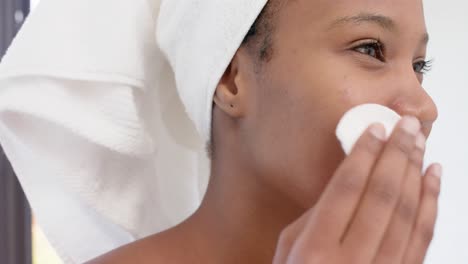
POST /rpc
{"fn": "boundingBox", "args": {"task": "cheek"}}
[244,54,389,207]
[244,67,352,208]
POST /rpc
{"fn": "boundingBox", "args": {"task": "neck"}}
[179,148,306,264]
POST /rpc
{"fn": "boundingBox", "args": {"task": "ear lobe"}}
[213,53,245,118]
[213,83,243,118]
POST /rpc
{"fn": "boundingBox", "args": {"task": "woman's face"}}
[240,0,438,209]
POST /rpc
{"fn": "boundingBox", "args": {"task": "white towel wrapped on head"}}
[0,0,268,262]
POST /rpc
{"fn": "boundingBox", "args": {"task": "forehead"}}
[279,0,426,32]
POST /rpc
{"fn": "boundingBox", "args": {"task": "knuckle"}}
[355,133,384,154]
[305,249,327,263]
[419,224,435,245]
[378,247,400,261]
[409,149,424,167]
[290,244,328,264]
[392,130,416,155]
[334,167,363,196]
[277,229,295,248]
[374,253,398,264]
[369,178,399,206]
[343,249,367,264]
[426,177,441,197]
[397,198,418,223]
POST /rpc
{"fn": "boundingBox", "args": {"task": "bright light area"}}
[32,219,62,264]
[30,0,40,11]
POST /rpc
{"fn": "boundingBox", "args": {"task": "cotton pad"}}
[336,104,401,155]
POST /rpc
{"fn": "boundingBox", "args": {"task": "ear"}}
[213,51,248,118]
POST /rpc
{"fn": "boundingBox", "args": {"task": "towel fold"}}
[0,0,267,262]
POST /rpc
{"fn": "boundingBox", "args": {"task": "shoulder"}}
[85,225,202,264]
[85,236,166,264]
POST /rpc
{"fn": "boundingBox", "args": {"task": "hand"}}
[273,116,442,264]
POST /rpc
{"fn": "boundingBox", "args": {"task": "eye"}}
[353,40,386,62]
[413,59,433,74]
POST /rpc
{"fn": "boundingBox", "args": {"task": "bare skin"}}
[88,0,441,263]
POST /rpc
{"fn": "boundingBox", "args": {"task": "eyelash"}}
[413,59,433,74]
[353,39,386,62]
[352,40,433,74]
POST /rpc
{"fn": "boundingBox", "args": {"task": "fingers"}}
[343,116,421,261]
[273,210,314,264]
[373,132,426,264]
[403,164,442,264]
[301,123,386,246]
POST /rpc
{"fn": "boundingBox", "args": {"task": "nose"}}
[389,71,439,139]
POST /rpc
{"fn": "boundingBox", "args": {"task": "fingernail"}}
[369,123,386,141]
[415,133,426,150]
[430,163,443,179]
[400,116,421,136]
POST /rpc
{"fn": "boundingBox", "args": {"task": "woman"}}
[89,0,441,263]
[0,0,441,263]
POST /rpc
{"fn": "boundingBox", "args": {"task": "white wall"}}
[424,0,468,263]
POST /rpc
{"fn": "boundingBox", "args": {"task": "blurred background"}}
[0,0,467,263]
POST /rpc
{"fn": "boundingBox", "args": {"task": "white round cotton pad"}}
[336,104,401,155]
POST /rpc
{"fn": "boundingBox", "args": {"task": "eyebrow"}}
[329,13,396,31]
[329,12,430,45]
